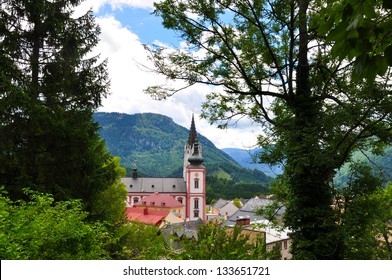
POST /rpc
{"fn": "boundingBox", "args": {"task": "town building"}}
[223,197,291,259]
[125,207,183,228]
[121,115,206,221]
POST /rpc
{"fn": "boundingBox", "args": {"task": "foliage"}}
[145,0,392,259]
[232,198,242,208]
[102,221,169,260]
[0,188,106,260]
[335,146,392,185]
[206,175,270,203]
[173,221,274,260]
[318,0,392,80]
[336,164,392,259]
[0,188,170,260]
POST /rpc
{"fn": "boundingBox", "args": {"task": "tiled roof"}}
[125,207,170,225]
[122,177,187,193]
[134,193,183,208]
[222,198,285,227]
[212,198,229,210]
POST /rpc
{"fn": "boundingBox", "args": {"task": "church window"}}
[194,210,199,218]
[194,199,199,209]
[194,178,199,189]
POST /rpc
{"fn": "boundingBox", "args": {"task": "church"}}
[121,115,206,221]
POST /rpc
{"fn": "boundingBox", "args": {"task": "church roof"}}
[188,113,198,146]
[134,193,183,208]
[122,177,187,193]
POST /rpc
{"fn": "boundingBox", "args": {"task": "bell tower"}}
[184,116,206,221]
[183,113,202,181]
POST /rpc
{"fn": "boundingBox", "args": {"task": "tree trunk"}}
[284,0,342,259]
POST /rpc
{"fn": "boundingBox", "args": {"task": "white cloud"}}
[76,0,156,14]
[89,7,260,149]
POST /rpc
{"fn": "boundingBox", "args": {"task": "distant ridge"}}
[222,148,283,178]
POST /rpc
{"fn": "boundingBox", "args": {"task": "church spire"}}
[188,113,197,146]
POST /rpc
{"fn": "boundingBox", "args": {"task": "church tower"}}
[184,115,206,221]
[183,113,202,181]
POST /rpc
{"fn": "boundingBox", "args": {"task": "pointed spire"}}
[188,113,197,146]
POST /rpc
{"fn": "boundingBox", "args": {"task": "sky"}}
[76,0,261,149]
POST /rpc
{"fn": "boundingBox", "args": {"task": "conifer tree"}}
[0,0,125,219]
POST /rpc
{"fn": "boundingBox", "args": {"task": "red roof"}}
[125,207,170,226]
[134,193,183,208]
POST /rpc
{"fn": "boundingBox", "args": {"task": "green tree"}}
[0,188,106,259]
[174,221,271,260]
[318,0,392,80]
[0,0,125,218]
[145,0,392,259]
[337,164,392,259]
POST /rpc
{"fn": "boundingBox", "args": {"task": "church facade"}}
[121,115,206,221]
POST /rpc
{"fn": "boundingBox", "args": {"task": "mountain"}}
[222,148,283,178]
[334,146,392,186]
[94,112,271,185]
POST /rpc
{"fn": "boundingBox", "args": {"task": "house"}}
[223,197,285,226]
[134,193,185,219]
[122,115,206,221]
[210,198,240,218]
[223,197,291,259]
[125,207,183,228]
[227,217,292,260]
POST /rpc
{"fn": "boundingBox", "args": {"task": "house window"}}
[133,197,139,204]
[194,178,199,189]
[177,197,183,204]
[194,198,199,209]
[283,240,288,250]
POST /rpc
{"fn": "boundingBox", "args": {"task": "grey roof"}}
[122,177,187,193]
[241,198,272,212]
[160,219,204,241]
[222,198,285,227]
[212,198,229,210]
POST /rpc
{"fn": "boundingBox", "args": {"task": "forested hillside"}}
[94,112,271,184]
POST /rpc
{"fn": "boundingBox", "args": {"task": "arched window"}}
[194,198,199,209]
[177,197,183,204]
[194,178,199,189]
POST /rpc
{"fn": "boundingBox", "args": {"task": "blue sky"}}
[75,0,260,149]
